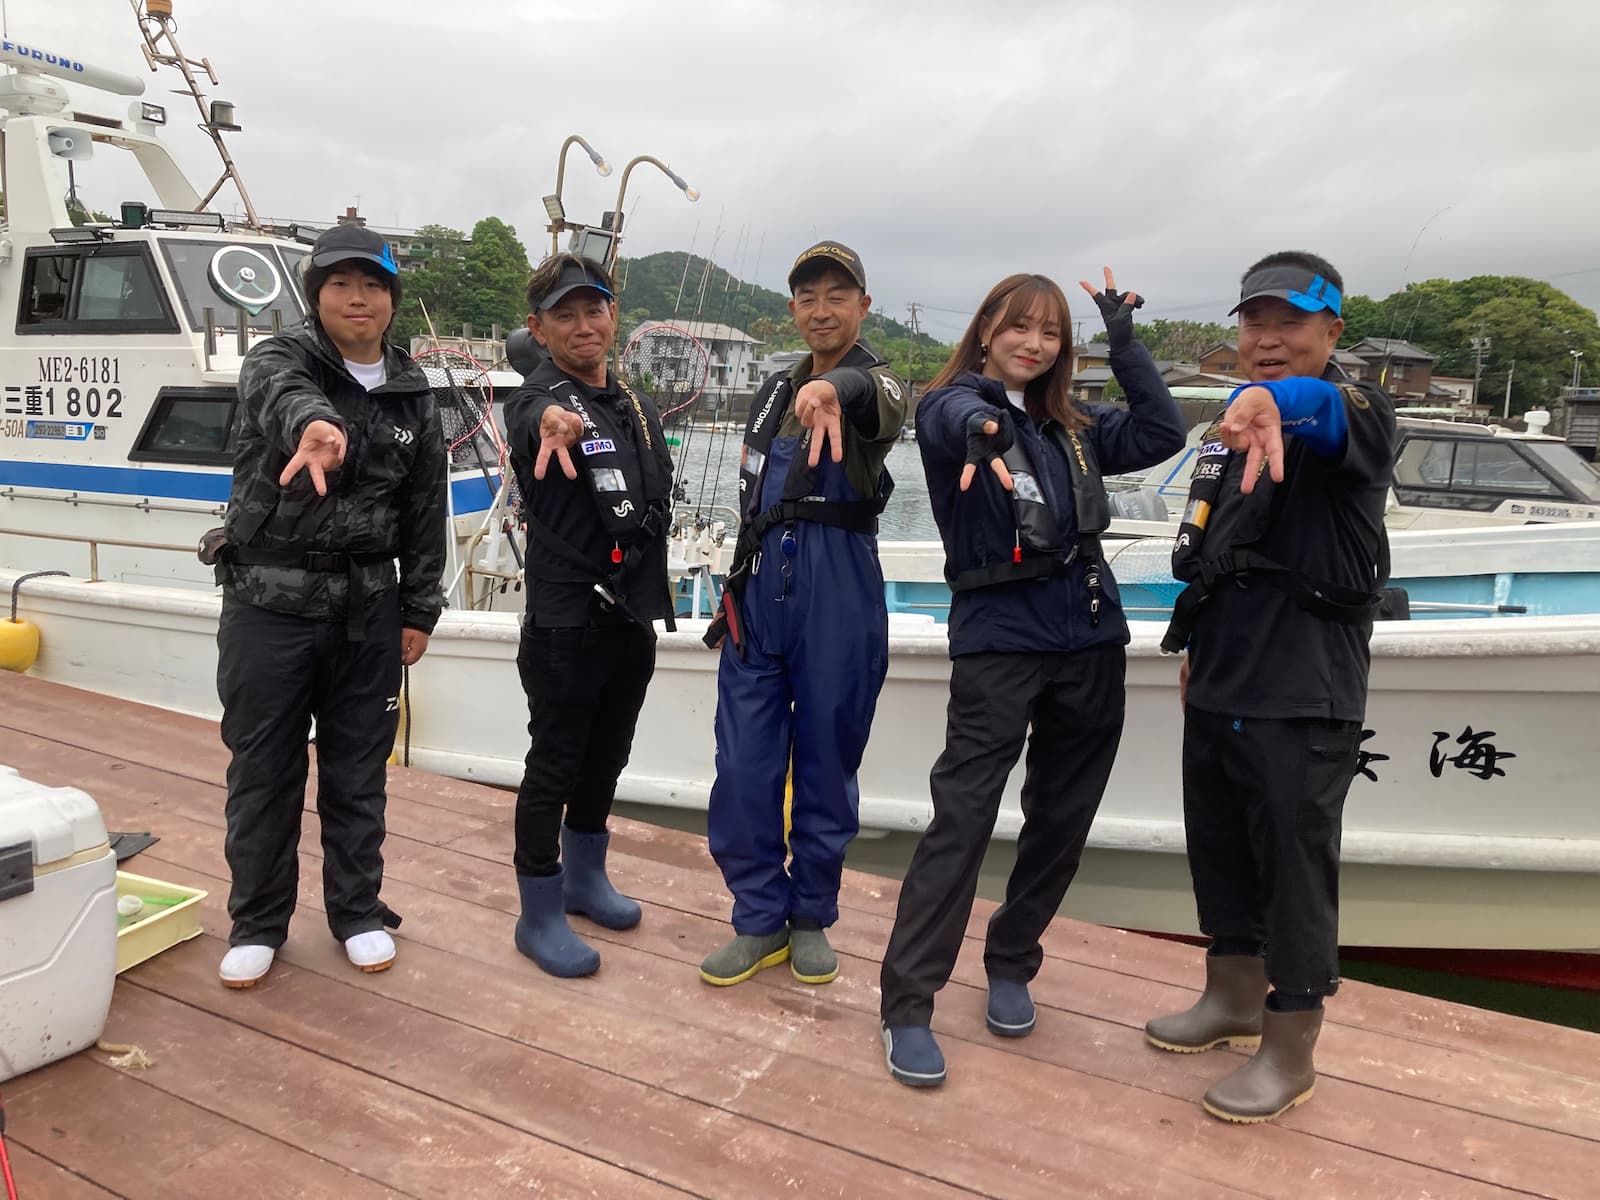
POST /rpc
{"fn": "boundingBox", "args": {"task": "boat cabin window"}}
[1448,441,1560,497]
[1524,442,1600,502]
[1394,436,1456,488]
[16,246,179,333]
[128,387,240,467]
[159,239,307,334]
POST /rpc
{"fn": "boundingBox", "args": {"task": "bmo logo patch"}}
[580,438,616,455]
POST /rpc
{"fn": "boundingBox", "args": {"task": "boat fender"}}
[2,570,70,673]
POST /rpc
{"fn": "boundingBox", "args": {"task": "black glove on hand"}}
[964,407,1013,469]
[1090,286,1145,352]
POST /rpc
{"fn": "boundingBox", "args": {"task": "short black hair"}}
[304,256,403,326]
[1241,250,1343,296]
[526,253,615,314]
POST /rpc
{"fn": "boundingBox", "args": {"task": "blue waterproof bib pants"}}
[707,436,890,933]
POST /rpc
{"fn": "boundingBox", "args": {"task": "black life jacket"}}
[525,373,677,629]
[735,347,894,539]
[948,412,1113,624]
[1161,397,1386,654]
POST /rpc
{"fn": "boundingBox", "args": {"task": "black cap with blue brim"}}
[309,223,399,275]
[535,259,615,311]
[1229,265,1342,316]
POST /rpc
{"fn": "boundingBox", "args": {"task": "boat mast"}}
[127,0,261,230]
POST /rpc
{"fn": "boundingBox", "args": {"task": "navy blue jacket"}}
[917,341,1185,657]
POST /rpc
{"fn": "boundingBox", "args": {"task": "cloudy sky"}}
[39,0,1600,340]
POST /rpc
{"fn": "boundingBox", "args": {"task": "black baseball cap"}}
[1229,264,1342,317]
[787,241,866,292]
[309,223,398,275]
[534,257,615,311]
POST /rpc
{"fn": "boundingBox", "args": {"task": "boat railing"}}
[0,525,200,583]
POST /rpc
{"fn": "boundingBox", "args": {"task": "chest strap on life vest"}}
[524,517,676,632]
[1160,547,1381,654]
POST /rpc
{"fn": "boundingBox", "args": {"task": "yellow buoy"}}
[5,570,71,673]
[0,617,41,673]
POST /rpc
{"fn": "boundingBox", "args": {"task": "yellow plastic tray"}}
[115,870,207,974]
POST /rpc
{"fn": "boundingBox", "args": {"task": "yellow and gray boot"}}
[1202,1006,1323,1123]
[1145,954,1268,1052]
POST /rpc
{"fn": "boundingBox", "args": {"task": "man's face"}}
[1237,297,1344,382]
[788,268,870,359]
[316,266,393,359]
[529,289,616,378]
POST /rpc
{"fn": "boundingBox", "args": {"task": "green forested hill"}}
[615,251,950,384]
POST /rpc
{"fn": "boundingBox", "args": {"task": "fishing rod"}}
[417,299,524,574]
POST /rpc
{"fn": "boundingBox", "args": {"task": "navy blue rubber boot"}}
[986,977,1037,1038]
[561,827,642,931]
[882,1024,947,1088]
[515,870,600,978]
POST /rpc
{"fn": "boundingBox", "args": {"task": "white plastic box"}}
[0,764,118,1082]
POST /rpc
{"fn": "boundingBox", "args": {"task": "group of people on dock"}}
[207,223,1394,1126]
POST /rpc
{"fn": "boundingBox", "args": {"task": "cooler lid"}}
[0,764,110,870]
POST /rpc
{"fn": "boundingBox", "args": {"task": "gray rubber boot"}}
[699,929,790,986]
[788,924,838,984]
[1145,954,1267,1052]
[1202,1007,1323,1123]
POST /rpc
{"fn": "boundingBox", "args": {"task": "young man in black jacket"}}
[217,223,447,988]
[1148,250,1395,1123]
[502,254,674,978]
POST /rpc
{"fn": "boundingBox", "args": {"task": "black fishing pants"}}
[880,644,1125,1027]
[1182,708,1362,997]
[217,590,402,947]
[514,621,657,876]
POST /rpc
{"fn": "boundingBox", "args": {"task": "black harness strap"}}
[1160,547,1382,654]
[225,545,394,640]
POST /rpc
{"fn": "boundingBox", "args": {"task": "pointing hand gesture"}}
[796,379,844,467]
[1221,385,1285,494]
[960,408,1014,493]
[279,419,347,496]
[534,405,585,481]
[1078,266,1144,352]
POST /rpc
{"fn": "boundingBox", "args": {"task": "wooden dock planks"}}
[2,671,1598,1199]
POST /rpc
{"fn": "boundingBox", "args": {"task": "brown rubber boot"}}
[1145,954,1267,1052]
[1202,1007,1323,1123]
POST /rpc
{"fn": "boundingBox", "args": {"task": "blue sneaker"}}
[986,977,1036,1038]
[881,1024,947,1088]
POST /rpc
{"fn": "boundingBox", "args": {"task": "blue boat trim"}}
[0,459,499,514]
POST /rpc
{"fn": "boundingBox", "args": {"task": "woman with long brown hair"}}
[879,269,1184,1087]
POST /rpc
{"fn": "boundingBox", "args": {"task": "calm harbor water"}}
[665,422,937,539]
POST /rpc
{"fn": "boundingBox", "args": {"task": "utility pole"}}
[905,302,923,395]
[1470,330,1491,410]
[1502,359,1516,421]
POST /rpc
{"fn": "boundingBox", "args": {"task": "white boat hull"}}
[6,566,1597,953]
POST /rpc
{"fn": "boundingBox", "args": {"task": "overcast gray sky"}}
[42,0,1600,340]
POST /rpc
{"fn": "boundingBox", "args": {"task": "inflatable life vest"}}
[948,412,1112,625]
[525,373,676,629]
[1161,407,1384,654]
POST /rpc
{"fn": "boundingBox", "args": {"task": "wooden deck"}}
[2,672,1598,1199]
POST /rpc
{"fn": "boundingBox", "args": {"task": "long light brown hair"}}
[927,273,1086,430]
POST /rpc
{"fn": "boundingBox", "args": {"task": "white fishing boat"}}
[4,17,1599,968]
[1114,394,1600,531]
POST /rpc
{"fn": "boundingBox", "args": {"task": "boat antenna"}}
[127,0,262,230]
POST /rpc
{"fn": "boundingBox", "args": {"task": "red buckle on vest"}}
[611,545,623,565]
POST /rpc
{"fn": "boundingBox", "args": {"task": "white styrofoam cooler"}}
[0,764,118,1082]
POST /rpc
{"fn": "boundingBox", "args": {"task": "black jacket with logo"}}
[504,359,673,627]
[224,321,448,634]
[1186,365,1395,722]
